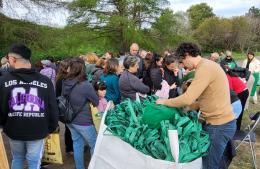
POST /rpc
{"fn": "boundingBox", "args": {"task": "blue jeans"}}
[202,120,236,169]
[67,124,97,169]
[9,138,45,169]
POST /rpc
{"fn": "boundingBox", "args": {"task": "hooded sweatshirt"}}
[0,68,58,141]
[40,66,56,87]
[62,79,99,126]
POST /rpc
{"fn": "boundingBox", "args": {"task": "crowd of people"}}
[0,42,259,169]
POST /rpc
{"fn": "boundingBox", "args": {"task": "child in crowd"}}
[94,81,108,113]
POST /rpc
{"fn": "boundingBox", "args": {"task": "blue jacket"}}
[100,73,120,104]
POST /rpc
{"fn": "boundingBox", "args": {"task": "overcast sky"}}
[1,0,259,27]
[169,0,259,17]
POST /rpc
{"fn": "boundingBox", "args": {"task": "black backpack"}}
[57,83,87,123]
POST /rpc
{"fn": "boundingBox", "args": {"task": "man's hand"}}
[156,99,166,105]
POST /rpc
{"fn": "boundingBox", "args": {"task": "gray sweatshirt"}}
[62,79,99,126]
[119,71,150,100]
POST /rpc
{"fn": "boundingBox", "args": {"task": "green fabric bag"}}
[105,97,210,163]
[142,103,181,128]
[181,71,195,83]
[250,72,259,96]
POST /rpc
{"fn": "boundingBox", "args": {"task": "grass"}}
[202,52,260,61]
[232,52,260,61]
[229,95,260,169]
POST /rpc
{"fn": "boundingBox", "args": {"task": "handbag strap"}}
[66,82,89,121]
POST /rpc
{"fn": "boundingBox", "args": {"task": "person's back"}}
[100,58,120,104]
[226,74,247,95]
[100,73,120,104]
[194,59,234,124]
[61,58,98,169]
[62,79,99,125]
[91,67,104,85]
[40,64,56,87]
[0,44,58,169]
[0,69,58,139]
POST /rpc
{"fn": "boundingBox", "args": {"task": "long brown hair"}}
[65,58,86,82]
[104,58,119,75]
[56,59,70,83]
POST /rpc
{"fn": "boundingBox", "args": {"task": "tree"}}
[194,17,235,51]
[194,16,254,52]
[230,17,251,52]
[246,6,260,50]
[68,0,169,52]
[247,6,260,17]
[187,3,215,30]
[151,9,192,51]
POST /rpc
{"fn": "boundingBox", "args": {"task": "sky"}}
[1,0,260,27]
[169,0,260,17]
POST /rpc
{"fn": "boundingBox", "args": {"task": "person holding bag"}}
[62,58,99,169]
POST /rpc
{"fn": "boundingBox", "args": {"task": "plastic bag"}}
[0,131,10,169]
[42,133,63,164]
[91,104,101,132]
[155,80,170,99]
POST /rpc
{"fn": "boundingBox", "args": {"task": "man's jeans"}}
[67,124,97,169]
[203,120,236,169]
[9,138,45,169]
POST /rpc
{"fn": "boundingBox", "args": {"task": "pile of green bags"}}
[105,96,210,163]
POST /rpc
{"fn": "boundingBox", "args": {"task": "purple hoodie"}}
[40,67,56,87]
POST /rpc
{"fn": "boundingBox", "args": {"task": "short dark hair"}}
[175,42,201,59]
[9,43,31,60]
[104,58,119,74]
[123,56,138,69]
[150,53,162,69]
[94,81,106,91]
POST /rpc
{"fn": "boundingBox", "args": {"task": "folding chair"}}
[234,112,260,169]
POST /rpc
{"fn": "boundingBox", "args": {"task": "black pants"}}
[65,125,73,152]
[237,89,249,130]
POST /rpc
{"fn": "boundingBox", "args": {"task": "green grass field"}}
[230,95,260,169]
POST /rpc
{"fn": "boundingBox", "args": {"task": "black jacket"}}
[0,68,58,141]
[91,66,104,85]
[56,76,63,97]
[143,67,162,93]
[163,67,180,98]
[0,67,10,76]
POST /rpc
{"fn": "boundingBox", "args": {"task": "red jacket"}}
[227,74,247,94]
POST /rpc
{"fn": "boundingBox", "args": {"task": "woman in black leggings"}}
[224,67,249,130]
